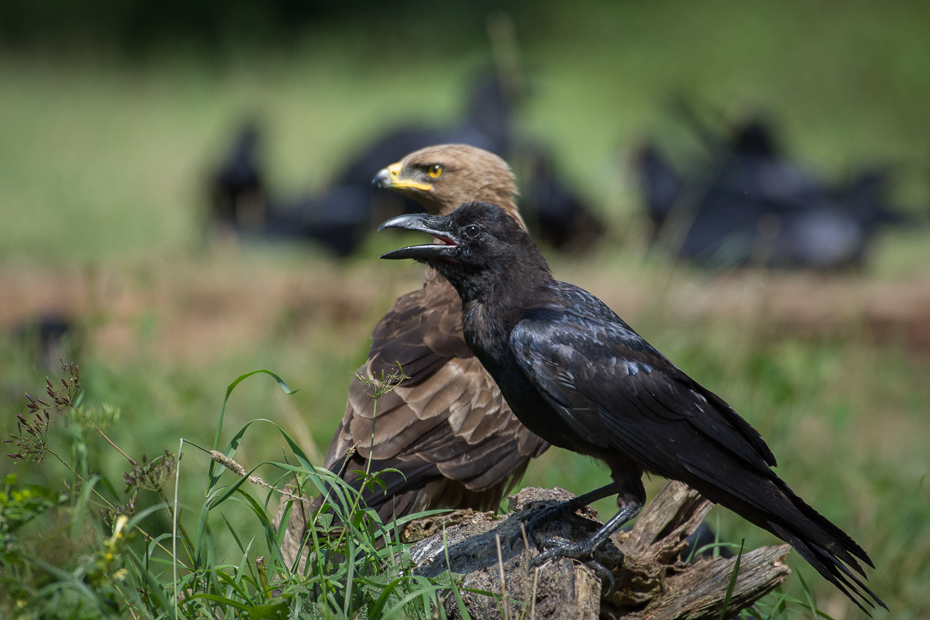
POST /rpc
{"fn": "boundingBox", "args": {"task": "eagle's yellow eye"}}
[428,164,444,178]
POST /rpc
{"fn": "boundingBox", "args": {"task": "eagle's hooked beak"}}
[372,162,433,193]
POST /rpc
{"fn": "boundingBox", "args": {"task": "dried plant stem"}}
[95,427,137,465]
[210,451,313,506]
[496,533,510,620]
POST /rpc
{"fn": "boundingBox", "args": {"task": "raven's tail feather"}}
[769,522,885,615]
[759,476,887,614]
[693,469,886,614]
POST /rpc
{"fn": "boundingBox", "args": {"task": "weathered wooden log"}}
[406,482,791,620]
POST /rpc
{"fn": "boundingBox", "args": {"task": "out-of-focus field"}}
[2,2,930,617]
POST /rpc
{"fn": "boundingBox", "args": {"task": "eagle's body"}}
[275,145,547,568]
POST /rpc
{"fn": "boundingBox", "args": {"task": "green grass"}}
[2,2,930,617]
[0,365,471,618]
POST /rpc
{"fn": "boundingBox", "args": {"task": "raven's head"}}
[371,144,526,229]
[379,201,549,302]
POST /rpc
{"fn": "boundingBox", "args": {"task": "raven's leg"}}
[511,482,618,547]
[530,475,646,595]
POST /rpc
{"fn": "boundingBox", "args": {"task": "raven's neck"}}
[448,252,550,308]
[454,255,551,368]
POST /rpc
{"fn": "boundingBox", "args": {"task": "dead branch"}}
[407,481,790,620]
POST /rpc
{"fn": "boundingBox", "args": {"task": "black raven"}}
[378,201,885,612]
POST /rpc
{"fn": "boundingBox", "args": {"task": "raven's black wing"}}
[510,282,776,479]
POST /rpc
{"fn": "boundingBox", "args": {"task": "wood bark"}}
[406,482,791,619]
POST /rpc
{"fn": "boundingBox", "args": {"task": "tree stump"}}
[406,481,791,620]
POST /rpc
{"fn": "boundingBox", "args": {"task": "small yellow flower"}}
[107,515,129,549]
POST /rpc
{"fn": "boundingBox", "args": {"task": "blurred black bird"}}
[208,122,371,256]
[210,121,266,230]
[14,314,76,370]
[635,118,905,269]
[379,201,885,612]
[521,145,605,250]
[208,75,603,254]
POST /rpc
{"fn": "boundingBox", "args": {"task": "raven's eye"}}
[428,164,443,178]
[462,224,481,239]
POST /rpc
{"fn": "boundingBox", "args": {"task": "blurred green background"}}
[2,1,929,618]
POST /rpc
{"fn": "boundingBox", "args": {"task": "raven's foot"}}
[512,485,639,596]
[530,538,622,596]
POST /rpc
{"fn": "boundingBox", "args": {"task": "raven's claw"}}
[530,536,622,596]
[513,501,624,596]
[590,559,617,596]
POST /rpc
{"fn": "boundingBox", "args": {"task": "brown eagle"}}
[275,145,549,567]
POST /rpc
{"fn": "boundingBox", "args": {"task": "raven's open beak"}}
[378,213,459,261]
[372,162,433,192]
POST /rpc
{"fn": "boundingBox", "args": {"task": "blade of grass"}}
[209,370,297,487]
[174,437,184,620]
[718,538,744,620]
[381,579,447,620]
[69,474,102,540]
[187,593,253,611]
[26,557,111,612]
[126,546,173,613]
